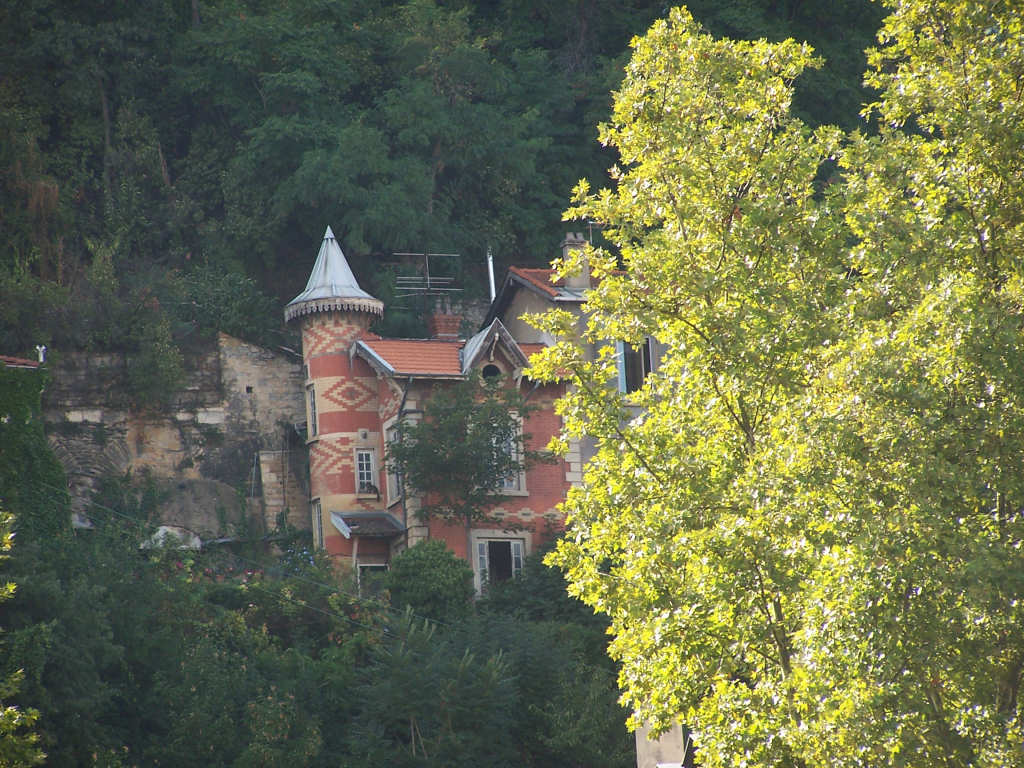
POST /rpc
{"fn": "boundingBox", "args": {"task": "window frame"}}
[384,418,402,506]
[357,562,388,597]
[616,337,654,394]
[494,413,527,495]
[355,448,377,496]
[470,529,530,593]
[311,499,323,549]
[307,384,318,438]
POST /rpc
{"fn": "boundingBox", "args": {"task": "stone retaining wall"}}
[43,334,307,537]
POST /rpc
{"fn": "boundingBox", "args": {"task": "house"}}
[487,231,664,396]
[485,232,665,469]
[286,227,573,591]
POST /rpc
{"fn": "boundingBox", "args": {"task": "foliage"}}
[0,366,68,543]
[387,376,535,548]
[4,460,630,767]
[347,612,519,767]
[168,262,286,348]
[123,313,185,409]
[0,509,44,767]
[385,539,474,622]
[531,1,1024,765]
[475,547,633,768]
[0,0,882,359]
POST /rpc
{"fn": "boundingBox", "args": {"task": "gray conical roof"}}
[285,226,383,322]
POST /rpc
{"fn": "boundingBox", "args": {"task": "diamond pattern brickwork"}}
[309,438,354,477]
[320,376,377,412]
[302,315,365,357]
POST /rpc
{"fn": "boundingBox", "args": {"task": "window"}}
[476,538,524,587]
[385,423,401,504]
[307,385,318,437]
[311,499,323,549]
[494,416,525,493]
[617,338,653,393]
[356,449,377,495]
[498,432,521,491]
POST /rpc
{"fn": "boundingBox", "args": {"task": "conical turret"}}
[284,226,383,322]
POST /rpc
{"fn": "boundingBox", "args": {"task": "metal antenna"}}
[390,250,463,299]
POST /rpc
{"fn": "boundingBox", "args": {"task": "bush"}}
[385,540,473,623]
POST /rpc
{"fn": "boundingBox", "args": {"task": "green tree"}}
[385,539,474,623]
[530,2,1024,765]
[0,365,68,543]
[387,376,536,557]
[347,613,519,767]
[0,509,44,768]
[475,545,634,768]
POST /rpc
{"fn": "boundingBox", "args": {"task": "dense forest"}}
[1,0,882,366]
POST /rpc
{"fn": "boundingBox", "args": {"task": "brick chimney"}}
[427,312,462,340]
[561,232,590,291]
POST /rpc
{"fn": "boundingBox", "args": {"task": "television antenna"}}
[390,250,463,299]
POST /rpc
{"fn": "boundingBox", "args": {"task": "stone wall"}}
[44,334,309,537]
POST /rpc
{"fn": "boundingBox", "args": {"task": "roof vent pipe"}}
[487,245,496,303]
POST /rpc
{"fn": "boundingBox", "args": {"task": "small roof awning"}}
[331,511,404,539]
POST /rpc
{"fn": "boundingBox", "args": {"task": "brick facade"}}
[286,227,571,587]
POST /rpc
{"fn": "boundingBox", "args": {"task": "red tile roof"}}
[508,267,562,297]
[1,355,40,369]
[359,339,463,377]
[518,342,548,359]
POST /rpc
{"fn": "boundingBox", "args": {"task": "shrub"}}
[384,539,473,623]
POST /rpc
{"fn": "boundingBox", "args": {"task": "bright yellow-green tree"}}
[530,2,1024,765]
[0,509,44,767]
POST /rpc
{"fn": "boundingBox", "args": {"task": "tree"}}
[347,613,519,768]
[385,539,474,623]
[0,365,68,544]
[530,1,1024,765]
[387,376,536,556]
[0,509,44,768]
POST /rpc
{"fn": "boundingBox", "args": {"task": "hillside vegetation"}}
[0,0,881,365]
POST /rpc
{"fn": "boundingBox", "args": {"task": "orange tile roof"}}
[359,339,463,377]
[1,355,40,369]
[508,267,562,297]
[518,342,548,359]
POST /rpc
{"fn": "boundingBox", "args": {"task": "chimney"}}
[427,312,462,340]
[560,232,590,291]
